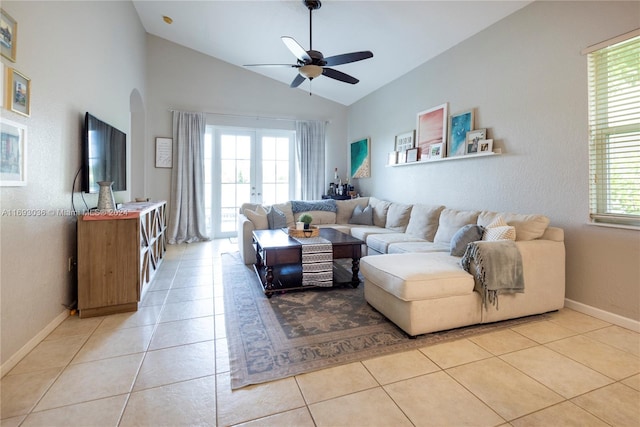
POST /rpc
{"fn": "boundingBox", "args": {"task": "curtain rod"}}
[168,109,330,124]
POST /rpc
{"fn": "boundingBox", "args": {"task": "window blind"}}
[587,32,640,227]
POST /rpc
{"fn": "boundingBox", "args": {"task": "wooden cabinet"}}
[77,201,167,318]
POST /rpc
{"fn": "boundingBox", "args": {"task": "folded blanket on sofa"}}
[291,199,337,213]
[460,240,524,310]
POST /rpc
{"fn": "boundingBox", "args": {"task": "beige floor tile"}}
[309,387,412,427]
[148,316,214,350]
[510,401,609,427]
[585,325,640,356]
[133,340,215,391]
[21,395,127,427]
[447,357,563,421]
[511,320,577,344]
[71,325,154,364]
[500,346,612,398]
[214,296,225,314]
[95,305,162,332]
[420,338,492,369]
[145,276,174,292]
[120,376,215,426]
[216,373,305,426]
[362,349,439,384]
[44,316,103,341]
[172,275,215,289]
[139,289,169,307]
[215,338,230,374]
[572,382,640,426]
[9,335,87,375]
[157,298,214,323]
[34,353,143,412]
[384,371,504,427]
[0,415,26,426]
[233,407,315,427]
[295,362,378,404]
[469,329,537,355]
[546,335,640,380]
[0,368,61,419]
[623,373,640,391]
[165,285,214,304]
[214,314,227,339]
[547,308,610,333]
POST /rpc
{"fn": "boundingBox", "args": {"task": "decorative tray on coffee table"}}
[287,226,319,238]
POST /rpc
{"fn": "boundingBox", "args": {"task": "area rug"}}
[222,252,546,389]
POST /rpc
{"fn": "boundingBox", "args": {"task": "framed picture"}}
[416,103,448,160]
[406,147,419,163]
[6,68,30,117]
[397,150,406,164]
[155,137,173,168]
[448,109,474,157]
[387,151,398,166]
[0,9,17,62]
[1,117,27,186]
[395,130,415,152]
[350,137,370,178]
[429,143,443,160]
[478,139,494,154]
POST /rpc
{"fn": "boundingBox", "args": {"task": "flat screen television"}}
[81,112,127,194]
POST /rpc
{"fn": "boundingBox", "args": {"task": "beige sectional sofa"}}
[237,197,565,336]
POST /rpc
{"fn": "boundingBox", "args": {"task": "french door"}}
[205,126,296,238]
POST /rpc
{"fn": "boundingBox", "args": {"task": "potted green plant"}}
[299,213,313,230]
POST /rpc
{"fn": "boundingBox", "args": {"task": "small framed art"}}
[448,110,474,157]
[6,68,30,117]
[387,151,398,166]
[0,9,17,62]
[397,150,406,164]
[466,129,487,145]
[478,139,494,154]
[406,147,419,163]
[429,143,443,160]
[395,130,415,152]
[155,137,173,168]
[0,117,27,186]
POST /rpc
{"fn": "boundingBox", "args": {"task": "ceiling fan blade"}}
[322,68,359,84]
[290,73,306,88]
[244,63,298,68]
[323,51,373,67]
[281,36,311,63]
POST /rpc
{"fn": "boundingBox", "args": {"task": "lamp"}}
[299,64,323,80]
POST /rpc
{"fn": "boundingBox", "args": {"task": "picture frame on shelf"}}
[395,130,415,152]
[0,9,17,62]
[406,147,419,163]
[397,150,406,164]
[155,137,173,168]
[478,139,494,154]
[429,143,444,160]
[387,151,398,166]
[6,68,30,117]
[350,137,371,178]
[0,117,27,186]
[448,109,474,157]
[416,103,448,161]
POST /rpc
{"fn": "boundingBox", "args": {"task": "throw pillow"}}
[484,225,516,241]
[266,206,287,230]
[244,205,268,230]
[450,224,484,257]
[349,205,374,225]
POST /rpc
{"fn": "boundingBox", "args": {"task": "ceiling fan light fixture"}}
[299,64,323,79]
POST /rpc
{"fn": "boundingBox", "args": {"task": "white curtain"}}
[167,111,210,244]
[295,120,326,200]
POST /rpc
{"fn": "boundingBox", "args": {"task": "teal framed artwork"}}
[350,137,370,178]
[448,109,474,157]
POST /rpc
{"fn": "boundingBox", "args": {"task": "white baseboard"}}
[564,298,640,332]
[1,310,69,378]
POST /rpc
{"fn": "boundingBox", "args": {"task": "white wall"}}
[0,1,146,367]
[348,1,640,321]
[144,35,349,210]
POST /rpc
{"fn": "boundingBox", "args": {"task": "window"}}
[587,30,640,228]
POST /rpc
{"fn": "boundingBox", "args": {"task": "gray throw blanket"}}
[460,240,524,310]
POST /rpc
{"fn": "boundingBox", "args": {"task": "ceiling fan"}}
[244,0,373,89]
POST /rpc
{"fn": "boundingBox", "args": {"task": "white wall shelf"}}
[387,149,502,167]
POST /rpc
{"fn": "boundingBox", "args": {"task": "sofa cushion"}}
[405,204,445,241]
[350,226,395,242]
[349,204,374,225]
[478,211,550,241]
[434,209,480,245]
[266,206,287,229]
[484,225,516,241]
[293,210,337,225]
[387,241,450,254]
[450,224,484,256]
[368,197,392,228]
[272,202,295,227]
[385,203,413,232]
[244,205,268,230]
[366,233,426,254]
[335,197,369,224]
[360,252,474,301]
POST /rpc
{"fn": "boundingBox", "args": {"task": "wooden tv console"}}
[77,201,167,318]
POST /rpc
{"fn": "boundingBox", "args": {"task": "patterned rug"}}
[222,252,546,389]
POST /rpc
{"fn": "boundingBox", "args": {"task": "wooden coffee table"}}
[252,227,364,297]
